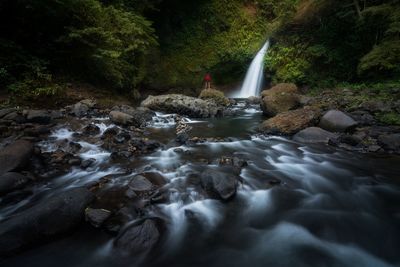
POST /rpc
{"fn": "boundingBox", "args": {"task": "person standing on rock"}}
[204,73,212,89]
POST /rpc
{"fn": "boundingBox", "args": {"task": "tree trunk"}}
[353,0,362,19]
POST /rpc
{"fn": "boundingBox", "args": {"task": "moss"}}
[377,112,400,126]
[199,88,230,106]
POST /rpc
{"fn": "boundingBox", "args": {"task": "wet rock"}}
[128,138,161,155]
[49,110,64,119]
[85,208,112,228]
[141,94,224,118]
[83,124,100,135]
[260,107,321,135]
[0,187,94,256]
[109,111,135,126]
[114,219,162,256]
[81,158,96,169]
[141,172,167,187]
[68,99,95,117]
[378,134,400,151]
[0,140,33,175]
[110,106,154,127]
[268,178,282,186]
[128,175,153,192]
[218,156,247,169]
[319,110,358,132]
[0,172,30,196]
[71,102,89,117]
[23,125,51,137]
[104,206,139,233]
[3,112,26,123]
[0,108,16,118]
[102,126,119,138]
[24,110,52,124]
[368,145,382,153]
[339,134,361,146]
[200,169,239,200]
[350,111,376,126]
[260,83,300,117]
[111,151,132,160]
[80,99,96,108]
[68,158,82,166]
[360,100,391,113]
[293,127,338,144]
[245,96,261,105]
[68,141,82,154]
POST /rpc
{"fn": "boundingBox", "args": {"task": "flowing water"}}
[1,102,400,267]
[231,41,270,98]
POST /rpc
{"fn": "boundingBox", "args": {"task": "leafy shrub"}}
[377,112,400,126]
[7,66,64,101]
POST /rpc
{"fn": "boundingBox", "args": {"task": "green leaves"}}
[58,0,157,89]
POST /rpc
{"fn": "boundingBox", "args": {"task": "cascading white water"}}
[232,40,270,98]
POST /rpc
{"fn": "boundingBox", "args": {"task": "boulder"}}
[198,89,230,106]
[245,96,261,105]
[378,134,400,151]
[79,99,96,108]
[85,208,111,228]
[24,110,52,124]
[74,102,89,117]
[83,124,100,135]
[109,111,134,126]
[111,106,155,127]
[3,112,26,123]
[81,158,96,169]
[0,108,16,119]
[350,111,376,126]
[200,169,239,200]
[319,110,358,132]
[0,140,34,175]
[0,187,94,256]
[141,94,224,118]
[260,107,321,135]
[128,175,153,192]
[114,219,161,256]
[218,156,247,169]
[68,99,96,117]
[0,172,30,196]
[360,100,391,113]
[293,127,338,143]
[260,83,300,116]
[141,172,168,187]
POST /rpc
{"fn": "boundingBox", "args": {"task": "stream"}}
[1,101,400,267]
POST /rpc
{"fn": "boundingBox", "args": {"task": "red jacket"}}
[204,73,212,82]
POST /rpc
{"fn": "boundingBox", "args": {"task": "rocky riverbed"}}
[0,91,399,267]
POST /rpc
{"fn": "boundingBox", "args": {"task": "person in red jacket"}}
[204,73,212,89]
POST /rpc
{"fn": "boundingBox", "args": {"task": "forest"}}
[1,0,399,98]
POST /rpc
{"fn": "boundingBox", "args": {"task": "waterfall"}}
[232,40,270,98]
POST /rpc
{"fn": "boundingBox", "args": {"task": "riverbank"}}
[0,94,399,267]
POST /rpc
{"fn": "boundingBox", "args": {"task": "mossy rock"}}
[260,106,321,135]
[199,89,230,106]
[260,83,300,117]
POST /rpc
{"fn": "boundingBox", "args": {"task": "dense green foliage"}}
[0,0,156,97]
[266,0,400,87]
[0,0,399,97]
[143,0,277,90]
